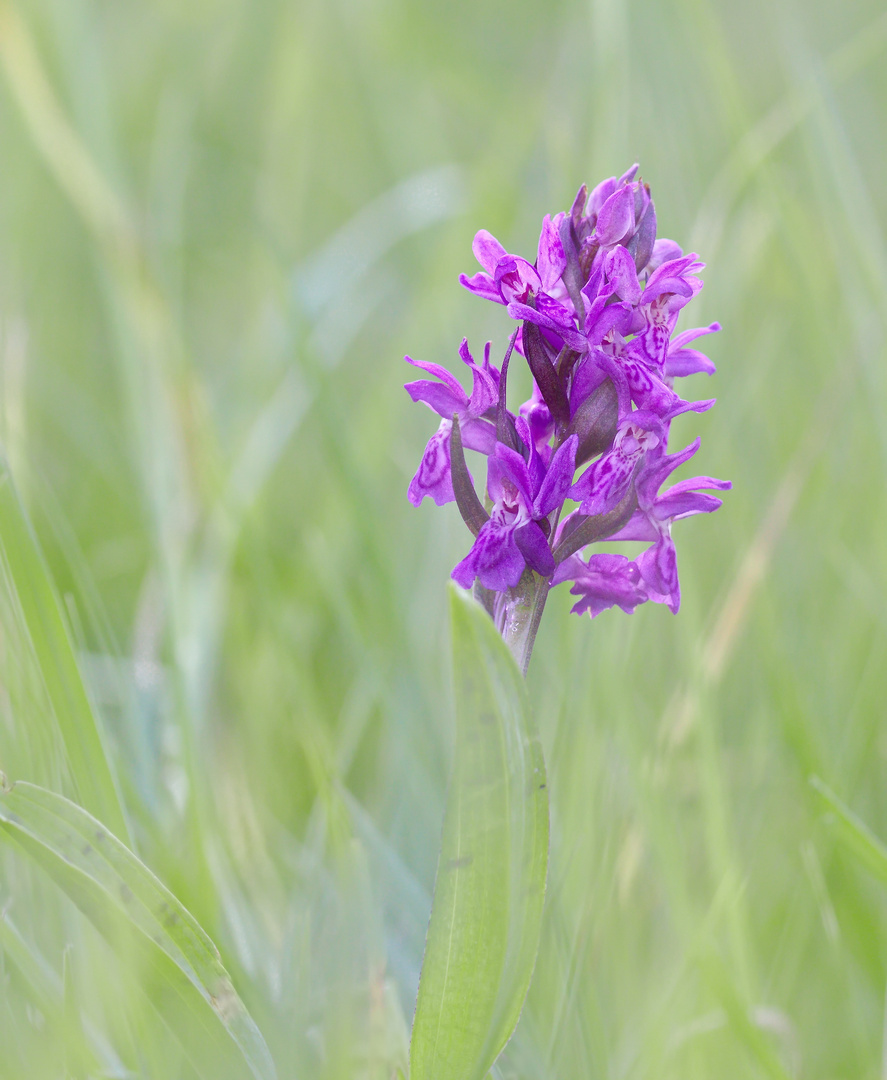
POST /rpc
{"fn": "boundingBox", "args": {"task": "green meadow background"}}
[1,0,886,1076]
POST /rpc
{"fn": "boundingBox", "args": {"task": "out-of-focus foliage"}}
[0,0,886,1075]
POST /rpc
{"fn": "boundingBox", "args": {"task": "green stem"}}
[501,571,550,677]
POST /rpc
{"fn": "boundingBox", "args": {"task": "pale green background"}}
[1,0,886,1075]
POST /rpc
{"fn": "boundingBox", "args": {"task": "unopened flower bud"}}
[565,377,619,466]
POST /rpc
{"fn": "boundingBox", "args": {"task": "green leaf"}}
[810,775,887,887]
[409,586,549,1080]
[0,780,277,1080]
[0,464,130,844]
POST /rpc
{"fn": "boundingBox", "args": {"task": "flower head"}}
[405,165,728,650]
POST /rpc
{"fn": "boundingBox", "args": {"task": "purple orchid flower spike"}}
[405,165,728,673]
[405,339,499,507]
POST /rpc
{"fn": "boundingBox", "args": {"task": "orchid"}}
[404,165,729,672]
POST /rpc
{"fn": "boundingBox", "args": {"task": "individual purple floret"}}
[452,429,578,591]
[551,553,649,618]
[404,165,729,670]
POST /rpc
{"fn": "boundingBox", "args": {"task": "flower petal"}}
[405,355,467,400]
[494,256,542,304]
[408,422,455,506]
[605,246,642,305]
[506,301,588,351]
[460,417,497,456]
[491,443,533,507]
[666,348,717,378]
[534,435,578,517]
[514,521,555,578]
[670,322,721,351]
[404,379,466,418]
[565,553,648,618]
[472,229,508,274]
[458,271,503,303]
[451,520,525,591]
[537,214,567,291]
[593,185,635,246]
[636,535,680,613]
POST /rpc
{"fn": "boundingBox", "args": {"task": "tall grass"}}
[0,0,886,1075]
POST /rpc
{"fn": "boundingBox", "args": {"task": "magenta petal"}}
[636,438,702,504]
[515,415,546,494]
[594,185,635,246]
[585,299,633,345]
[665,475,732,497]
[637,535,680,613]
[655,490,724,519]
[567,553,648,617]
[620,357,679,415]
[670,322,721,350]
[408,424,455,506]
[452,521,525,591]
[537,214,567,291]
[405,355,468,400]
[459,271,503,303]
[580,264,614,304]
[460,417,497,456]
[570,445,636,516]
[551,550,584,586]
[634,319,672,370]
[506,302,588,351]
[535,435,578,517]
[404,379,466,418]
[663,398,716,421]
[605,246,642,305]
[648,238,683,270]
[472,229,508,274]
[666,348,717,378]
[536,291,583,330]
[652,474,731,520]
[606,511,659,543]
[519,391,555,452]
[515,521,554,578]
[586,175,618,217]
[495,256,542,303]
[641,255,702,303]
[467,366,498,414]
[570,351,631,420]
[491,443,533,506]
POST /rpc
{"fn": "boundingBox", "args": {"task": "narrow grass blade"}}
[0,908,63,1010]
[409,586,549,1080]
[0,912,127,1076]
[0,780,277,1080]
[0,464,129,843]
[810,776,887,888]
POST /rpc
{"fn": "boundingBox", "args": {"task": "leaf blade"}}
[0,464,130,844]
[409,586,548,1080]
[810,775,887,887]
[0,780,277,1080]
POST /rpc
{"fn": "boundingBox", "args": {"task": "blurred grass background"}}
[0,0,886,1075]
